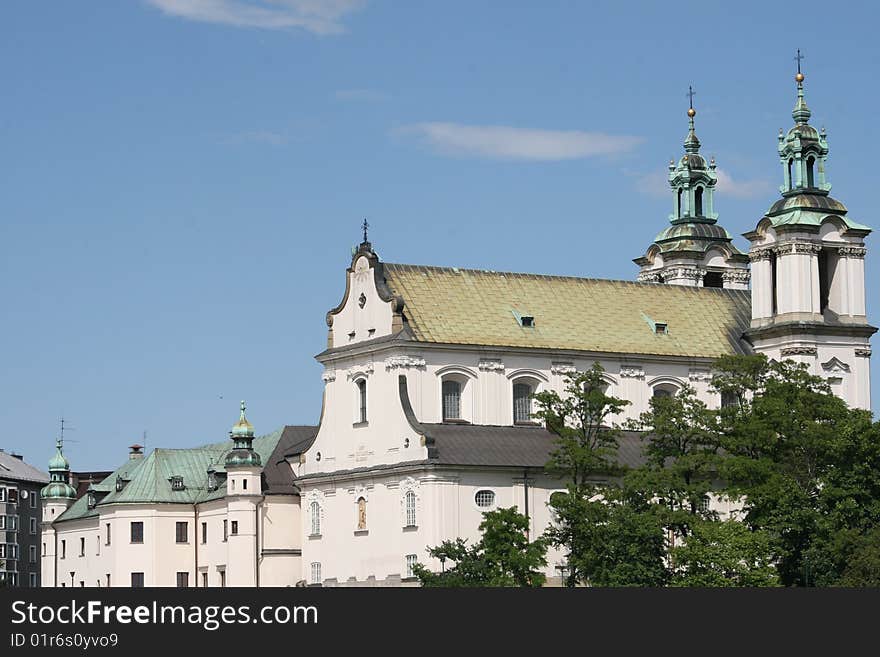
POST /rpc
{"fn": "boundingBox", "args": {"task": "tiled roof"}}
[0,451,49,485]
[55,426,317,523]
[382,264,752,358]
[423,423,648,469]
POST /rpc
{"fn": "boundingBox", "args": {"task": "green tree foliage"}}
[669,519,779,587]
[711,354,880,586]
[414,507,547,587]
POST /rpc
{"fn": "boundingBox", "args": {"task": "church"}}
[41,68,874,587]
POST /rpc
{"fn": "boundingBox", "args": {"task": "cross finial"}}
[687,85,696,110]
[362,218,369,243]
[795,48,804,74]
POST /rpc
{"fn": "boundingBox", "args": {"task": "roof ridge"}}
[384,262,749,294]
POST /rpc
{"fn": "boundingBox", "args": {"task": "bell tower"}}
[635,88,750,288]
[744,54,875,410]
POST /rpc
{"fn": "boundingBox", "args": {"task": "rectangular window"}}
[513,383,532,423]
[106,523,111,546]
[79,581,84,588]
[219,570,226,588]
[29,573,37,587]
[358,379,368,423]
[0,545,5,559]
[30,493,37,509]
[10,544,17,559]
[0,488,5,502]
[310,562,322,585]
[201,572,208,588]
[80,537,85,556]
[0,516,5,530]
[30,517,37,535]
[406,554,418,579]
[8,516,16,530]
[405,492,417,527]
[8,488,18,504]
[106,574,110,587]
[698,496,711,513]
[176,572,189,588]
[175,521,188,544]
[223,520,228,542]
[131,572,145,588]
[231,521,238,535]
[29,545,36,563]
[201,522,207,544]
[61,540,66,559]
[130,521,144,543]
[442,380,461,420]
[42,542,46,556]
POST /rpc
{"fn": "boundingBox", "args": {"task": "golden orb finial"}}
[687,107,696,118]
[795,72,804,83]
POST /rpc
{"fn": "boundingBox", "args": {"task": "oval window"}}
[475,490,495,508]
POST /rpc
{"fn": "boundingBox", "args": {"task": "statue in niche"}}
[357,497,367,530]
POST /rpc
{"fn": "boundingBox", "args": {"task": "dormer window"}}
[115,476,127,492]
[170,475,185,492]
[207,468,217,491]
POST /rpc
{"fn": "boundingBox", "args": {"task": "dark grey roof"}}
[266,425,318,494]
[422,423,648,469]
[0,451,49,485]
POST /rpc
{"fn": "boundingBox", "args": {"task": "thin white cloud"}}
[714,168,773,199]
[398,122,643,161]
[146,0,365,35]
[335,89,389,103]
[635,167,772,200]
[221,130,288,145]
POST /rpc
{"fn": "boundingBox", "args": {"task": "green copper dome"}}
[41,439,76,500]
[225,401,261,469]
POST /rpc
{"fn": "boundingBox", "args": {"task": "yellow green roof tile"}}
[383,264,752,358]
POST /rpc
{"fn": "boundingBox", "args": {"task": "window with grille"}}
[175,522,188,543]
[131,572,144,588]
[130,522,144,544]
[698,496,711,513]
[513,383,532,423]
[310,501,321,536]
[405,491,417,527]
[442,380,461,420]
[720,391,738,408]
[406,554,418,579]
[310,562,322,585]
[475,490,495,508]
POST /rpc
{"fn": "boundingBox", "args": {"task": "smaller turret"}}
[41,439,76,501]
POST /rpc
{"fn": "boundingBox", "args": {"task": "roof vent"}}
[169,475,185,491]
[520,316,535,328]
[115,475,128,492]
[654,322,668,335]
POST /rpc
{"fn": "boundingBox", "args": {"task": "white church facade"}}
[41,70,873,586]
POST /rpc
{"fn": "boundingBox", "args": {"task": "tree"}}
[669,519,779,587]
[533,365,631,586]
[711,354,880,586]
[414,507,547,587]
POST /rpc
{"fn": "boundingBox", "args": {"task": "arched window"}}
[356,379,367,423]
[770,250,778,315]
[806,156,815,188]
[788,158,794,189]
[356,497,367,531]
[442,379,461,421]
[694,187,703,216]
[309,501,321,536]
[513,382,533,424]
[405,491,417,527]
[652,384,678,399]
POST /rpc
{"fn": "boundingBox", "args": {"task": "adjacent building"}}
[0,449,49,587]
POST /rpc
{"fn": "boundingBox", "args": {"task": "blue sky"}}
[1,1,877,470]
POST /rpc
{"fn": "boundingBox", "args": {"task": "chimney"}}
[129,444,144,460]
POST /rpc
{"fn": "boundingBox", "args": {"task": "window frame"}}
[474,489,496,510]
[310,562,322,585]
[175,521,188,544]
[309,501,321,537]
[404,491,417,528]
[130,521,144,544]
[131,572,145,588]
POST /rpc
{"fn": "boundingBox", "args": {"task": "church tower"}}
[635,90,750,288]
[40,439,76,587]
[224,401,262,586]
[744,55,875,410]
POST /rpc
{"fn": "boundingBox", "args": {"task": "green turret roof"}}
[41,439,76,500]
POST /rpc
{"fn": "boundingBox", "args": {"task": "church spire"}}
[792,49,811,125]
[684,86,701,154]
